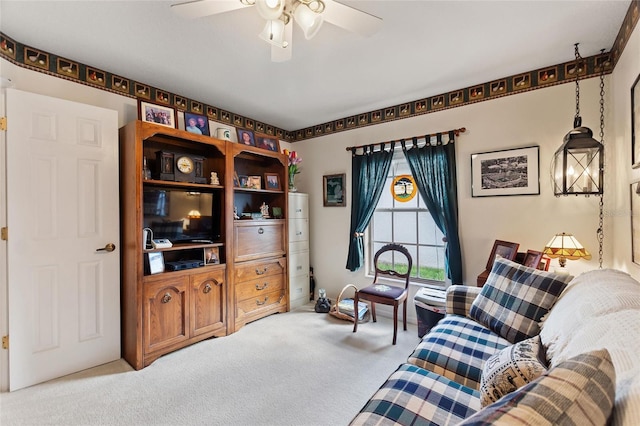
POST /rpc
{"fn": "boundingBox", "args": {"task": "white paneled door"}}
[5,89,120,391]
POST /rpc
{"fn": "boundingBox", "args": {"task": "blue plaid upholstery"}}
[469,257,571,344]
[458,349,615,425]
[446,285,482,317]
[350,363,480,426]
[407,316,510,390]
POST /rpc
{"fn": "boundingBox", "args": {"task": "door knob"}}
[96,243,116,252]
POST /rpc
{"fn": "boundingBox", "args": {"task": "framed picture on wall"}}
[632,74,640,168]
[323,173,346,207]
[471,146,540,197]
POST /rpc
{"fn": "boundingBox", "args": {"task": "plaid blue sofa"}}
[351,261,640,426]
[351,285,496,425]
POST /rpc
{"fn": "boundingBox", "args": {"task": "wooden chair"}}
[353,243,413,345]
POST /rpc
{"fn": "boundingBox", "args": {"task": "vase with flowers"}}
[284,149,302,192]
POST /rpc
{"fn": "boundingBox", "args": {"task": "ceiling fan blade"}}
[322,0,383,37]
[271,19,293,62]
[171,0,248,19]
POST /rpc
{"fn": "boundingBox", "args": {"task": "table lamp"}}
[542,232,591,268]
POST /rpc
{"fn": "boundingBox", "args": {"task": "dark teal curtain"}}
[346,145,394,271]
[402,134,463,284]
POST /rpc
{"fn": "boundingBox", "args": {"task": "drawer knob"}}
[296,265,302,271]
[161,293,172,304]
[296,231,302,236]
[258,227,264,234]
[255,267,268,275]
[255,283,269,291]
[256,296,269,306]
[203,283,212,294]
[296,208,302,213]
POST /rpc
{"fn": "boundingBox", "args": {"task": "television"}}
[143,188,221,243]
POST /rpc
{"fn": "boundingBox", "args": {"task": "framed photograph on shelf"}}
[485,239,519,271]
[237,128,255,147]
[204,247,220,265]
[632,74,640,168]
[523,249,544,269]
[631,181,640,265]
[139,100,176,129]
[471,145,540,197]
[247,175,261,189]
[264,173,281,190]
[238,175,249,188]
[147,252,165,274]
[185,112,210,136]
[255,133,280,152]
[323,173,346,207]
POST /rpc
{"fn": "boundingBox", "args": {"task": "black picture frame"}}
[632,74,640,168]
[323,173,346,207]
[185,112,210,136]
[471,146,540,197]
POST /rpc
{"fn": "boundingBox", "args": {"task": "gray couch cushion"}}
[407,315,510,390]
[350,363,480,426]
[469,257,571,344]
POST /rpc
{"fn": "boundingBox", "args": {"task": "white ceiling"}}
[0,1,631,131]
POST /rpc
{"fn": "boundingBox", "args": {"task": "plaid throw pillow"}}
[469,257,572,343]
[459,349,615,425]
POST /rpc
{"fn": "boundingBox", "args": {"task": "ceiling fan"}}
[171,0,383,62]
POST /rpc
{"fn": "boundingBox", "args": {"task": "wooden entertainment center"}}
[119,121,289,370]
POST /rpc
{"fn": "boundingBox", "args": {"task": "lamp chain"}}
[574,43,582,123]
[597,49,606,269]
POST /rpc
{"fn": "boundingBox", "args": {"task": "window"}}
[368,151,446,284]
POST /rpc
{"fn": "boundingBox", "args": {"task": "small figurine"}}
[233,206,240,220]
[210,171,220,185]
[260,202,270,218]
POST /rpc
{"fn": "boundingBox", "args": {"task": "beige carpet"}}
[1,303,420,425]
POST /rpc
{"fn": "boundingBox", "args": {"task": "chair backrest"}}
[373,243,413,289]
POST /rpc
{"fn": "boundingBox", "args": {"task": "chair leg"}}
[403,300,407,331]
[371,302,377,322]
[392,303,398,345]
[353,293,359,333]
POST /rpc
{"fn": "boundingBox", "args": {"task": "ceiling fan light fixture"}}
[255,0,284,20]
[259,19,289,48]
[293,1,323,40]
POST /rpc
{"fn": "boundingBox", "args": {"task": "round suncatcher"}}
[391,175,417,202]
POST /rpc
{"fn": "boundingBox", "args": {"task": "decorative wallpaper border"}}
[0,0,637,142]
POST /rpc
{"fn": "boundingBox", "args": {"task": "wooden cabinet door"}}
[233,221,286,262]
[143,275,189,354]
[190,268,226,337]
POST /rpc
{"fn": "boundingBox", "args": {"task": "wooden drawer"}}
[234,257,286,281]
[236,288,286,316]
[288,218,308,243]
[234,221,286,262]
[236,273,285,301]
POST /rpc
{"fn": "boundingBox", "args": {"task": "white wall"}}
[292,78,617,310]
[611,20,640,275]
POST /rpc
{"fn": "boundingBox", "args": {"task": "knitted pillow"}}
[459,349,616,426]
[469,257,572,343]
[479,335,548,407]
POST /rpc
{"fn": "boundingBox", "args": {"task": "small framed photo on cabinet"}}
[204,247,219,265]
[264,173,281,190]
[139,100,176,129]
[147,252,165,274]
[185,112,210,136]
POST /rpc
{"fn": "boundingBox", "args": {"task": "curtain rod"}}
[345,127,466,152]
